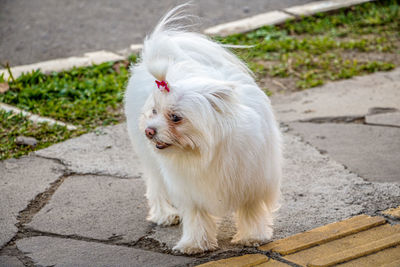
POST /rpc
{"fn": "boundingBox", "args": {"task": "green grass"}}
[1,0,400,160]
[217,0,400,91]
[0,57,136,160]
[0,110,84,160]
[1,57,136,129]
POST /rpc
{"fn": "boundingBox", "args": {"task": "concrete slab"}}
[0,50,124,80]
[16,236,191,267]
[288,122,400,183]
[366,111,400,127]
[35,123,142,178]
[0,156,64,248]
[285,0,372,16]
[27,175,149,243]
[272,134,400,241]
[0,255,24,267]
[0,103,77,130]
[204,11,293,36]
[271,69,400,122]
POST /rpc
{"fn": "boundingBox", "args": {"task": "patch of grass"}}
[218,0,400,92]
[0,110,85,160]
[0,58,136,129]
[0,57,136,160]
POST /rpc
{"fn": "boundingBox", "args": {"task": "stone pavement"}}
[1,69,400,266]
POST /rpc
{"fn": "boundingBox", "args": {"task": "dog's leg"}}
[173,207,218,254]
[232,201,273,246]
[145,170,180,226]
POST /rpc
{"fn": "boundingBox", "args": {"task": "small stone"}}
[243,6,250,13]
[0,82,10,93]
[15,136,38,147]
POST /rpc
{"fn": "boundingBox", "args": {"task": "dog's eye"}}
[170,114,182,123]
[152,109,157,115]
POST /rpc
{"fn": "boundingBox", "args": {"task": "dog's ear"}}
[205,83,236,113]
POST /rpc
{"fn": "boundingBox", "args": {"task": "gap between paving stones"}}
[36,155,140,180]
[2,132,398,266]
[0,156,163,266]
[0,179,165,266]
[0,154,235,265]
[0,156,304,267]
[8,125,399,264]
[33,152,139,180]
[0,172,69,266]
[298,114,400,129]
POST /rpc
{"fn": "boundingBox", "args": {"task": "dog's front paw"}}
[231,227,273,247]
[147,212,180,226]
[231,237,264,247]
[173,239,218,255]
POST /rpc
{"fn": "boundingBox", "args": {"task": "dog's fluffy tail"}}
[141,3,252,82]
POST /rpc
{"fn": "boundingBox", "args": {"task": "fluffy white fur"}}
[124,5,282,254]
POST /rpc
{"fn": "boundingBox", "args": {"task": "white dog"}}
[124,5,282,254]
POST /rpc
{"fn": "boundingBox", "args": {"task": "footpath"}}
[1,67,399,266]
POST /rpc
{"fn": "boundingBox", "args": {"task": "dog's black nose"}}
[145,127,156,139]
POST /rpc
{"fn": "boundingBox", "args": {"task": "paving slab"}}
[16,236,191,267]
[35,123,142,178]
[366,111,400,127]
[270,134,399,240]
[0,156,64,248]
[288,122,400,183]
[260,216,400,267]
[27,175,149,243]
[0,255,24,267]
[271,69,400,122]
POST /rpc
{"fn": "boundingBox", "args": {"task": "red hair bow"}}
[155,80,170,92]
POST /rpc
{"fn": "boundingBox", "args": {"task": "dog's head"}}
[139,61,237,155]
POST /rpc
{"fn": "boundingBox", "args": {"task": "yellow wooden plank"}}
[283,224,400,266]
[309,233,400,267]
[260,215,386,255]
[197,254,268,267]
[339,245,400,267]
[380,258,400,267]
[383,206,400,219]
